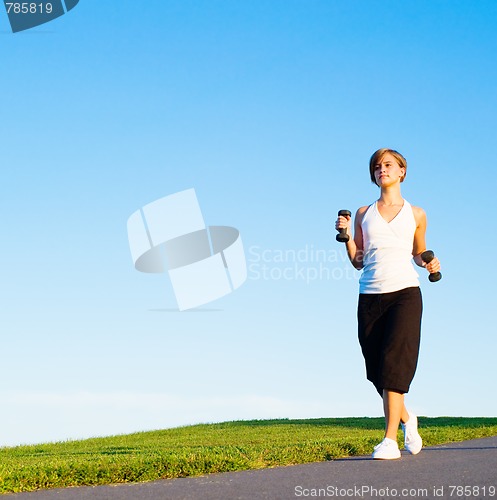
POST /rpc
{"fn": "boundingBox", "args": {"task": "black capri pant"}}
[357,286,423,395]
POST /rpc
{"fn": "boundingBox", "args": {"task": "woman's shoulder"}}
[357,205,371,214]
[408,203,427,225]
[355,204,373,224]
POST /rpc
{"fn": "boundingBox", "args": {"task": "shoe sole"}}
[406,445,422,455]
[372,450,401,460]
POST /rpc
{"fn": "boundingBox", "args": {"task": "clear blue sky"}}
[1,0,496,446]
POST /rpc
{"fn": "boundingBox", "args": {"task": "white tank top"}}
[359,200,419,294]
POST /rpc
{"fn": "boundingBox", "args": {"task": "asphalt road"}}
[7,435,497,499]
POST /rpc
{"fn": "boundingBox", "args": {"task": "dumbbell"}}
[420,250,442,282]
[336,210,352,243]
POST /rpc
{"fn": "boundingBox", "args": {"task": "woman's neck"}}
[378,186,404,206]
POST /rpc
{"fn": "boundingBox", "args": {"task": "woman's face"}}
[374,153,405,187]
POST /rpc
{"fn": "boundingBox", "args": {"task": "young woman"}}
[335,148,441,460]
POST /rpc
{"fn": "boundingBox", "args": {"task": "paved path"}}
[7,436,497,499]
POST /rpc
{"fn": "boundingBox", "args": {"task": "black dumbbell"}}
[336,210,352,243]
[421,250,442,282]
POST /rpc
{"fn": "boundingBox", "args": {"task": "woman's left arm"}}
[412,206,441,273]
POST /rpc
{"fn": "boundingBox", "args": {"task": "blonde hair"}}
[369,148,407,186]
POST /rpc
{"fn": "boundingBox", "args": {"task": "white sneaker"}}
[372,437,401,460]
[401,411,423,455]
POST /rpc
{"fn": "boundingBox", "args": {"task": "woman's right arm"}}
[335,206,368,270]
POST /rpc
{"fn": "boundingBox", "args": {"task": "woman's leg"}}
[383,389,409,440]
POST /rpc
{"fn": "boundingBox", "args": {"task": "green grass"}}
[1,417,497,494]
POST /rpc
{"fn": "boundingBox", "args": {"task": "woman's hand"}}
[335,213,352,238]
[423,256,441,274]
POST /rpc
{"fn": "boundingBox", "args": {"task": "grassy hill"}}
[1,417,497,494]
